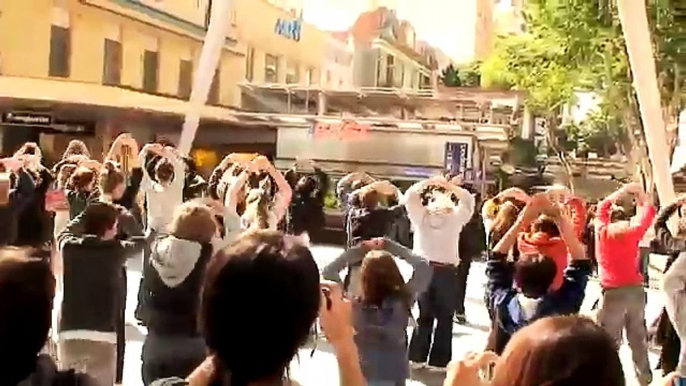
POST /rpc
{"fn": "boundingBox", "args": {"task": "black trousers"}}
[455,253,474,316]
[116,267,127,383]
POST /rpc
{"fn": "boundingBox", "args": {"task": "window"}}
[102,39,122,85]
[208,69,220,104]
[245,47,255,82]
[178,59,193,100]
[286,61,300,84]
[265,54,279,83]
[307,67,318,86]
[385,55,395,88]
[49,25,71,78]
[143,50,159,92]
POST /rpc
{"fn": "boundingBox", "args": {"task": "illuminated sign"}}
[2,112,52,125]
[309,120,370,140]
[275,18,302,41]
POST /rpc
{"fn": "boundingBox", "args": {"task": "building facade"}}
[350,7,435,90]
[0,0,336,161]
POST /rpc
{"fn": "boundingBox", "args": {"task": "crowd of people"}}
[1,134,686,386]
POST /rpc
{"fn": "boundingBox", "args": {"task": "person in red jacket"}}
[595,182,655,386]
[517,187,586,291]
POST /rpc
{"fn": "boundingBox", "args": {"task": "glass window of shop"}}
[286,61,300,84]
[102,39,122,85]
[143,50,159,92]
[49,25,71,78]
[178,59,193,100]
[265,54,280,83]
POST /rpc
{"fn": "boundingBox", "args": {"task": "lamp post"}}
[616,0,676,206]
[178,0,232,155]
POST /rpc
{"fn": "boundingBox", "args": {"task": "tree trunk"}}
[546,113,575,192]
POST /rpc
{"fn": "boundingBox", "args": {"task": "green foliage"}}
[441,64,461,87]
[324,189,339,210]
[441,62,481,88]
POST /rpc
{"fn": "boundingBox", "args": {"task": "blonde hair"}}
[243,188,271,230]
[168,201,218,244]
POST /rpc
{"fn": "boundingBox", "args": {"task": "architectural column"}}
[617,0,676,206]
[317,91,327,116]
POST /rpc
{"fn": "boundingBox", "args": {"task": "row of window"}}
[375,53,430,89]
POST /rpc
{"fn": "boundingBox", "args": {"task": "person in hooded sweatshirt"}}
[0,247,97,386]
[138,201,228,385]
[57,201,153,385]
[486,193,591,355]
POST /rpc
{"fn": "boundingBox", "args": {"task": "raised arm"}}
[224,170,250,215]
[383,238,431,295]
[255,157,292,223]
[321,245,367,283]
[655,198,686,253]
[596,183,639,228]
[403,179,432,224]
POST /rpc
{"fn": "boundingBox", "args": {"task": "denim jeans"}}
[408,264,458,368]
[141,333,206,386]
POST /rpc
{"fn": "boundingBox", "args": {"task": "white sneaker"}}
[410,361,427,370]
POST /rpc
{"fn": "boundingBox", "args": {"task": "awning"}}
[0,76,238,122]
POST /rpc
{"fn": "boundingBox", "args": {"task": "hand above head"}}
[361,237,385,250]
[253,156,272,170]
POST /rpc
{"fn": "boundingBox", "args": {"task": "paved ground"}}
[120,245,664,386]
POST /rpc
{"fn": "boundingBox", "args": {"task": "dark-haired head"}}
[530,215,560,238]
[70,166,96,194]
[295,176,316,197]
[0,247,56,385]
[202,231,320,385]
[155,158,175,185]
[514,253,557,298]
[62,140,90,159]
[492,315,624,386]
[99,161,126,200]
[82,202,120,239]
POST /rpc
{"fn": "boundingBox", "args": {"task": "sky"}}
[301,0,473,62]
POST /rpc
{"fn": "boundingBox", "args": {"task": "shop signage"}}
[2,112,52,125]
[275,18,302,41]
[308,120,370,140]
[444,142,469,176]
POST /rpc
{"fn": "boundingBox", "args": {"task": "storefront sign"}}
[308,120,370,140]
[275,18,302,41]
[2,112,52,126]
[444,142,469,176]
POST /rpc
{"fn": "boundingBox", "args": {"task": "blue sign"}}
[444,142,469,176]
[275,18,302,41]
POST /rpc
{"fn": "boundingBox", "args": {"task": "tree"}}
[441,64,461,87]
[481,0,686,190]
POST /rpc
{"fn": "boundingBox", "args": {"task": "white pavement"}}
[122,245,664,386]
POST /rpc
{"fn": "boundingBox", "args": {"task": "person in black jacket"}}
[13,143,54,249]
[0,157,36,246]
[0,247,98,386]
[57,202,153,385]
[454,188,485,324]
[285,160,329,239]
